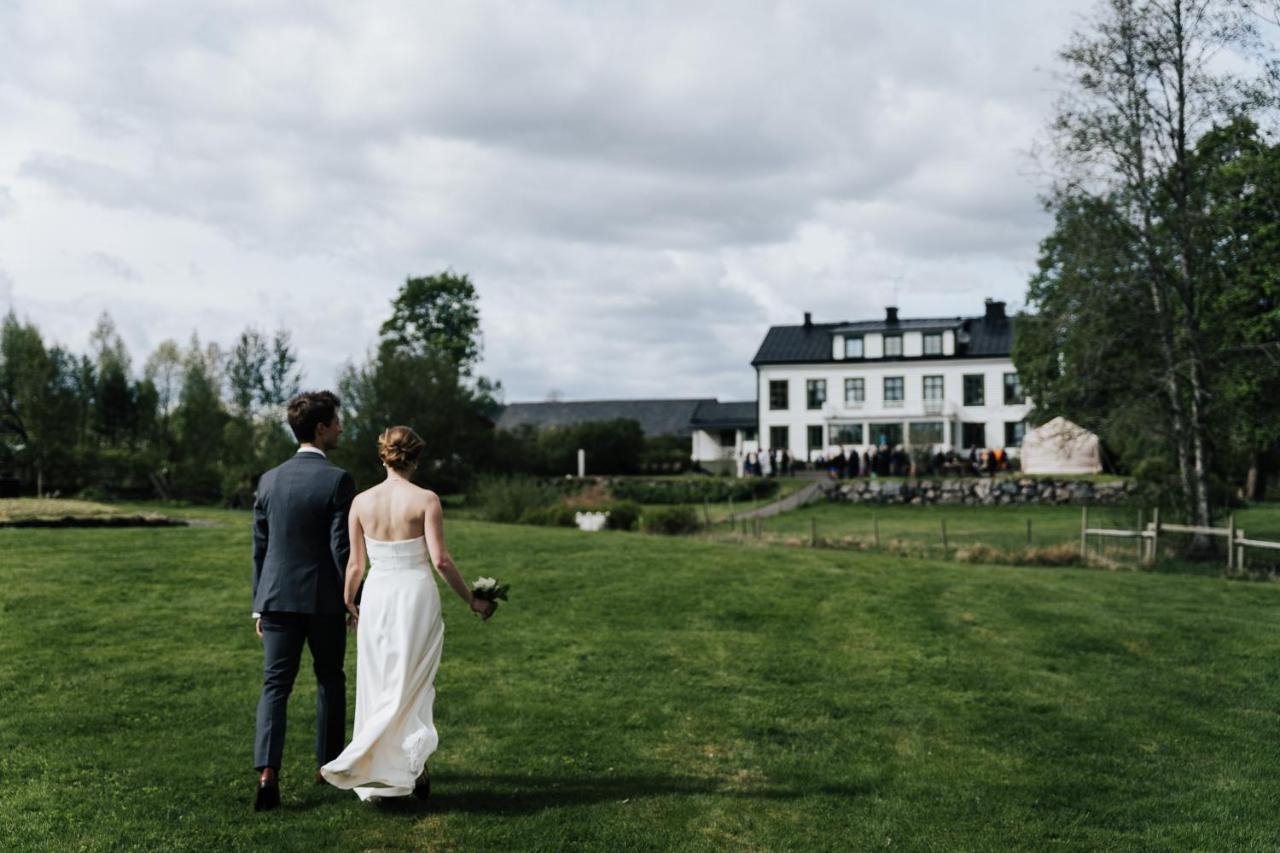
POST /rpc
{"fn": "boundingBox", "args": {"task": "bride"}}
[320,426,494,800]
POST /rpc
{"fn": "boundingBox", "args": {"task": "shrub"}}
[518,505,578,527]
[641,505,701,535]
[470,475,559,523]
[604,501,641,531]
[610,478,778,505]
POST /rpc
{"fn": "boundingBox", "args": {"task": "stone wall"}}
[827,477,1134,506]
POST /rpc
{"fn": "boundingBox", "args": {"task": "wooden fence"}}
[1081,507,1280,572]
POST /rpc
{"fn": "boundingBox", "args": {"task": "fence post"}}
[1026,518,1032,548]
[1151,507,1160,566]
[810,518,817,548]
[1227,515,1236,573]
[941,518,949,555]
[873,515,880,550]
[703,500,711,528]
[1080,506,1088,560]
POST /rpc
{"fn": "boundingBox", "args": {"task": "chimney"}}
[803,311,812,328]
[885,306,899,323]
[984,299,1007,321]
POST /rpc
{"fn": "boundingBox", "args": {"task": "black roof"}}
[690,400,757,429]
[751,314,1015,365]
[495,399,714,437]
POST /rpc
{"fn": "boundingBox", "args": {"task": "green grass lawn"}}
[4,512,1280,849]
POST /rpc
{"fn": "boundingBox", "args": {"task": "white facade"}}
[691,426,754,474]
[756,357,1033,461]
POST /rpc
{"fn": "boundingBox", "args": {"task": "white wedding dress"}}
[320,536,443,799]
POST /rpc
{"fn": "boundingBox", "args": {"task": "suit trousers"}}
[254,612,347,771]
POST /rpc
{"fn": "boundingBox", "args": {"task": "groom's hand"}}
[254,618,263,640]
[345,601,359,629]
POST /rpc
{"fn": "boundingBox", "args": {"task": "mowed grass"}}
[4,513,1280,850]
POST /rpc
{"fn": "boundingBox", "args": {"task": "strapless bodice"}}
[364,536,430,571]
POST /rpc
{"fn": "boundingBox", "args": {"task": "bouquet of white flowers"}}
[470,576,510,614]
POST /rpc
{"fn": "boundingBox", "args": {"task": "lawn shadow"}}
[366,772,874,817]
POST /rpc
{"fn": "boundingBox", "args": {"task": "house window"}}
[832,423,863,445]
[769,380,789,410]
[1003,372,1025,405]
[884,376,904,403]
[962,422,986,449]
[744,427,758,442]
[718,429,736,447]
[883,334,903,357]
[769,425,789,449]
[923,332,943,356]
[808,425,825,453]
[872,423,903,447]
[806,379,827,410]
[923,375,944,400]
[964,374,985,406]
[844,336,864,359]
[908,421,945,446]
[844,377,865,404]
[1004,421,1026,447]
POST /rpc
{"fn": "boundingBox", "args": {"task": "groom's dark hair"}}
[287,391,341,443]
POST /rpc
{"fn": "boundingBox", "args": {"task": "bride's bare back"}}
[342,471,493,620]
[357,478,432,542]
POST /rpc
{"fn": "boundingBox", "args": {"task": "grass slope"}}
[3,513,1280,850]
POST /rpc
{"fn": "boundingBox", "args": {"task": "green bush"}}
[610,478,778,505]
[518,505,579,527]
[604,501,641,531]
[470,475,559,523]
[640,505,701,535]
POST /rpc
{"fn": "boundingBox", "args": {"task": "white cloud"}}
[0,0,1095,401]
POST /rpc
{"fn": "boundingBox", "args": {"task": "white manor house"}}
[496,299,1037,474]
[701,299,1035,470]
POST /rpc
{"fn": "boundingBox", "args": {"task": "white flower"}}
[473,577,497,591]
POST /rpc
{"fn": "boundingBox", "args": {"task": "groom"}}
[250,390,356,811]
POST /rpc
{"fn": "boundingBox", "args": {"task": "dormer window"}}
[923,332,943,356]
[844,336,864,359]
[883,334,903,358]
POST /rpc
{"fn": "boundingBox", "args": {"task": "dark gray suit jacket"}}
[252,452,357,615]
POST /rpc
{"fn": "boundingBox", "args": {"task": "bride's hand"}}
[345,601,359,628]
[470,598,495,620]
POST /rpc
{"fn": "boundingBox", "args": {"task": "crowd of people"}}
[742,445,1015,479]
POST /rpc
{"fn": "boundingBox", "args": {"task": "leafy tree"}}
[1020,0,1277,543]
[263,329,302,409]
[335,272,500,491]
[89,314,138,446]
[227,328,269,419]
[171,339,229,500]
[379,271,482,371]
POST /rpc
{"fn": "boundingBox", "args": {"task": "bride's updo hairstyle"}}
[378,426,425,472]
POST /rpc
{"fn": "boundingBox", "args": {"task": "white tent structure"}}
[1020,417,1102,475]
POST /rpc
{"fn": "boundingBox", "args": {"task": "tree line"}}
[0,271,682,503]
[1015,0,1280,539]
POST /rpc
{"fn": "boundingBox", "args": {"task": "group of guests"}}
[743,445,1016,479]
[743,448,795,477]
[816,446,913,478]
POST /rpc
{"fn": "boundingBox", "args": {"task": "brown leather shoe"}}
[314,770,327,785]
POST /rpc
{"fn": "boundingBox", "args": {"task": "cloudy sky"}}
[0,0,1095,402]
